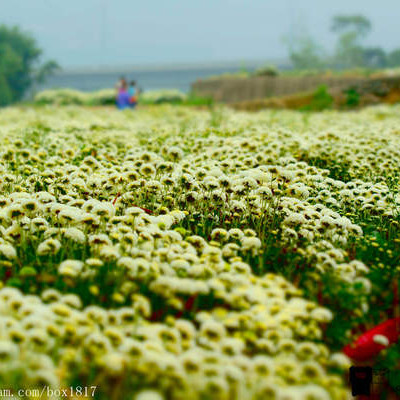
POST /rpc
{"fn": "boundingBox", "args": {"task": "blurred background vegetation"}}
[0,25,58,106]
[2,13,400,108]
[287,14,400,71]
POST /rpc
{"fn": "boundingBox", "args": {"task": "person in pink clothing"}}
[116,77,130,109]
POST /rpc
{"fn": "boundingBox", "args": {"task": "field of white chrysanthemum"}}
[0,104,399,399]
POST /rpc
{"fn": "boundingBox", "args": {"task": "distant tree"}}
[290,36,325,70]
[387,49,400,68]
[284,24,325,71]
[0,25,59,106]
[362,47,387,69]
[283,13,326,71]
[331,15,372,38]
[334,31,365,68]
[284,13,390,72]
[36,60,60,84]
[331,14,373,68]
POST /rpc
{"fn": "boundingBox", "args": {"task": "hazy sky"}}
[1,0,399,68]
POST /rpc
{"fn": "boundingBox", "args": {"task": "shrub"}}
[344,87,360,108]
[253,65,279,77]
[34,88,89,105]
[139,89,187,104]
[301,85,334,111]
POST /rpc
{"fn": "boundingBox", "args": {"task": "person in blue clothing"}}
[128,80,138,108]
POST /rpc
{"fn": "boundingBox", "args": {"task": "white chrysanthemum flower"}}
[100,352,126,376]
[0,340,19,361]
[310,307,333,323]
[329,353,351,369]
[135,390,164,400]
[27,369,59,389]
[0,244,17,259]
[60,294,82,309]
[373,334,390,346]
[58,260,84,278]
[89,234,112,246]
[92,202,115,219]
[300,384,331,400]
[82,259,103,271]
[241,237,261,251]
[168,146,183,160]
[63,227,86,243]
[156,215,174,230]
[99,245,120,261]
[37,239,61,256]
[228,228,244,240]
[35,191,56,204]
[41,288,62,303]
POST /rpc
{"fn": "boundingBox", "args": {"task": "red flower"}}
[175,295,198,319]
[112,193,121,205]
[110,194,153,214]
[138,207,153,215]
[343,317,400,361]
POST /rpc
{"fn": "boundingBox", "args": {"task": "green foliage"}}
[299,154,352,182]
[239,61,249,74]
[288,35,325,70]
[334,31,365,69]
[184,93,214,107]
[34,88,214,108]
[331,15,387,70]
[34,88,90,105]
[331,15,372,38]
[344,87,360,108]
[0,24,59,106]
[285,14,392,71]
[35,60,60,84]
[0,74,13,106]
[363,47,387,69]
[387,49,400,68]
[209,107,225,127]
[253,64,279,77]
[301,85,334,111]
[139,89,187,105]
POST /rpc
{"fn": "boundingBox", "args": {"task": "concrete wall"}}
[191,75,400,103]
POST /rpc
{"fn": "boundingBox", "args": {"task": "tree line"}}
[287,14,400,71]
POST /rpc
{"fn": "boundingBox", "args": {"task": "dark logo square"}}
[349,366,373,396]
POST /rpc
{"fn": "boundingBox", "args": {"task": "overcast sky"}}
[1,0,399,68]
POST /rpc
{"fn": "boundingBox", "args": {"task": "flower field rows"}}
[0,105,399,399]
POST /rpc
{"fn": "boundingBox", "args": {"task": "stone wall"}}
[191,75,400,103]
